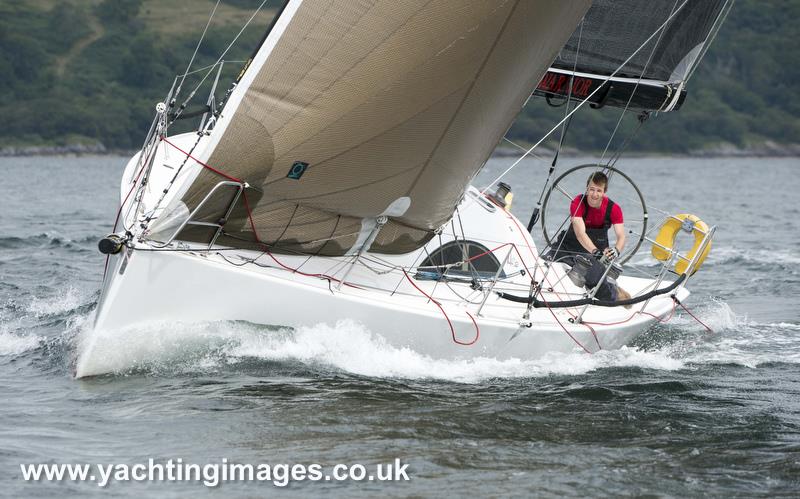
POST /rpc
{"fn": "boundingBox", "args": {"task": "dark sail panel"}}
[534,0,729,112]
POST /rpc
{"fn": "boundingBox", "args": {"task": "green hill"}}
[0,0,275,150]
[1,0,797,154]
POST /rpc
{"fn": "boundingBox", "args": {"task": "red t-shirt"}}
[570,195,623,228]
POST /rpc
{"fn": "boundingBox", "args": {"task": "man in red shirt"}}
[548,171,625,264]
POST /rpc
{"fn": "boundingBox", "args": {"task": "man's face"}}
[586,181,605,208]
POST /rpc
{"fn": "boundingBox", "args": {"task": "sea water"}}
[1,155,798,496]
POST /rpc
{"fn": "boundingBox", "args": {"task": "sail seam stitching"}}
[404,0,521,198]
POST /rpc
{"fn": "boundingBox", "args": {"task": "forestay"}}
[170,0,590,255]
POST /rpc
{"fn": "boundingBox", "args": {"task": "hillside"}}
[0,0,275,151]
[1,0,798,154]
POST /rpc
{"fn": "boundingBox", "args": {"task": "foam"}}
[27,286,90,317]
[763,322,800,331]
[666,301,800,367]
[76,319,686,382]
[0,332,42,356]
[74,299,800,379]
[675,298,738,331]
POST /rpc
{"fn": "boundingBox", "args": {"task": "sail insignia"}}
[286,161,309,180]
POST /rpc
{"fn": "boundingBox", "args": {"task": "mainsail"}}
[171,0,591,255]
[534,0,732,111]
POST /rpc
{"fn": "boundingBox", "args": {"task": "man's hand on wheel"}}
[603,247,619,261]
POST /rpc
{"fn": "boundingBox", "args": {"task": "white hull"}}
[77,238,687,378]
[76,133,689,377]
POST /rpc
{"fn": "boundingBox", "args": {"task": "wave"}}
[763,322,800,330]
[0,285,95,366]
[0,233,97,251]
[75,319,693,382]
[0,331,42,356]
[705,247,800,266]
[624,247,800,270]
[650,300,800,368]
[23,292,793,381]
[74,300,799,382]
[27,286,94,317]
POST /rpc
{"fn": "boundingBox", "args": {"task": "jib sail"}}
[167,0,590,255]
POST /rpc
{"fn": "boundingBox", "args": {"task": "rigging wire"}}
[501,137,549,163]
[174,0,221,101]
[551,17,584,168]
[685,0,735,83]
[526,18,584,232]
[523,2,695,290]
[179,60,247,78]
[596,0,679,169]
[477,0,691,196]
[172,0,272,121]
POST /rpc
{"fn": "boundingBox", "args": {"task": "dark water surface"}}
[1,155,799,497]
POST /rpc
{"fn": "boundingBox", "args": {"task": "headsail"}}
[170,0,591,255]
[533,0,732,112]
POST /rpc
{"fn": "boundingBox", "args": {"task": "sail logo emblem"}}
[287,161,309,180]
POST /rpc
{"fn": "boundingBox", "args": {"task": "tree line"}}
[1,0,797,153]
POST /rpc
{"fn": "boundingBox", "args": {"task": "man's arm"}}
[602,223,626,260]
[571,217,597,253]
[600,224,626,261]
[603,201,626,260]
[612,222,626,253]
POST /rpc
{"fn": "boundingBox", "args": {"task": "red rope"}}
[463,311,480,346]
[677,300,714,333]
[161,137,242,182]
[402,269,479,346]
[586,297,712,336]
[439,232,590,351]
[640,300,678,324]
[584,321,602,349]
[538,293,592,354]
[576,288,682,333]
[498,197,581,313]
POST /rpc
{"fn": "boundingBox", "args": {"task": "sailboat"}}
[75,0,731,377]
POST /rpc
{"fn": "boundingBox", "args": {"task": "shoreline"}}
[2,143,799,159]
[491,141,800,159]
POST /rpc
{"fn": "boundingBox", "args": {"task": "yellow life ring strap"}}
[652,214,712,275]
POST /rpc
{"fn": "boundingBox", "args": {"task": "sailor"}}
[548,171,625,264]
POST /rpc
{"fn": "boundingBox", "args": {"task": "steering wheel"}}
[540,164,647,265]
